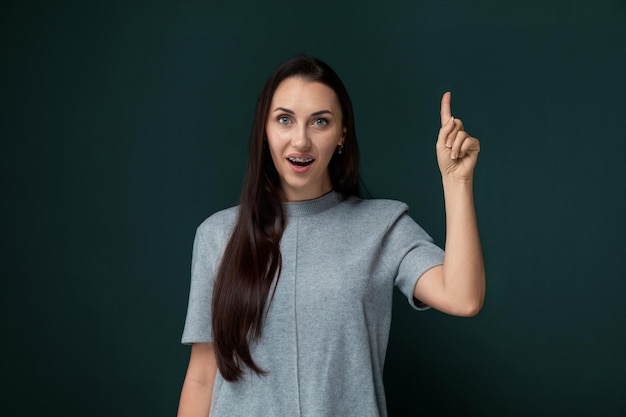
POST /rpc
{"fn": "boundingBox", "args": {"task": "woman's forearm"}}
[441,177,485,316]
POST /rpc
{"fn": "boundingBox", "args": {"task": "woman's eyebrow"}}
[311,110,333,116]
[273,107,295,114]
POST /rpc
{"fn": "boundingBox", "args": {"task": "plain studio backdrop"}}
[2,1,625,416]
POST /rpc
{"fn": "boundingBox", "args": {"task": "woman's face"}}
[266,76,346,202]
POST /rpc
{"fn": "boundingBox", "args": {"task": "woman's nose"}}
[291,125,311,150]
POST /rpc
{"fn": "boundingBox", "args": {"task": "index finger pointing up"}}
[440,91,452,126]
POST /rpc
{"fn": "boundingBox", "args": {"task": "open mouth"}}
[287,157,315,167]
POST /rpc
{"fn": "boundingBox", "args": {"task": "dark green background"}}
[3,1,625,416]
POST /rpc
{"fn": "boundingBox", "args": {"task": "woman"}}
[178,55,484,417]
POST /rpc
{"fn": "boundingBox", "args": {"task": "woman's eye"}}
[278,116,291,125]
[314,118,328,127]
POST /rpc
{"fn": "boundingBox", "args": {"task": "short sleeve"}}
[381,207,444,310]
[181,227,217,344]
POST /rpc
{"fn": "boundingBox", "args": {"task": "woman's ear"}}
[339,127,347,145]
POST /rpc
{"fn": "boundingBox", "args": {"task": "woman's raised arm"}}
[413,92,485,317]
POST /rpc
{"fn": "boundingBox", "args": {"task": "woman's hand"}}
[436,92,480,182]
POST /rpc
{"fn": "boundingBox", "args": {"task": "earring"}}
[337,144,344,155]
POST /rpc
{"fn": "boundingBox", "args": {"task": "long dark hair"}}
[211,55,360,381]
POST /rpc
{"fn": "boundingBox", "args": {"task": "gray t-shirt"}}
[182,191,444,417]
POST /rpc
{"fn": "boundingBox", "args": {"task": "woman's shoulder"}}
[330,195,411,229]
[340,195,409,216]
[196,205,239,239]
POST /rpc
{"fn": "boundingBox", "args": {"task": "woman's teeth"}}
[288,157,314,167]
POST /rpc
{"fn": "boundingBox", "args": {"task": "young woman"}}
[178,55,484,417]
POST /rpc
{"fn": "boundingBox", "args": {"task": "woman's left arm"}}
[413,92,486,317]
